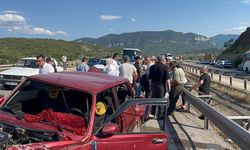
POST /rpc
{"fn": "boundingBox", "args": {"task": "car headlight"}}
[0,75,3,79]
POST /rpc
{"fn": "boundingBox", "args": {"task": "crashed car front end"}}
[0,79,92,149]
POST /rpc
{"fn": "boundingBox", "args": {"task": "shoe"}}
[198,115,205,120]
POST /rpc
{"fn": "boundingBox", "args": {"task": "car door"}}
[92,99,168,150]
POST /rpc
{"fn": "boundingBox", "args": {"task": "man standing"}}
[76,57,89,72]
[192,65,211,119]
[134,55,143,97]
[167,61,187,115]
[143,56,154,98]
[112,53,120,76]
[119,55,137,85]
[148,55,171,119]
[61,55,67,70]
[36,55,55,74]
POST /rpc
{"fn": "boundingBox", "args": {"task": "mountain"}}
[218,27,250,66]
[75,30,218,56]
[209,34,239,48]
[0,38,119,64]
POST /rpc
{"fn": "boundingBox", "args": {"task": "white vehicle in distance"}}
[93,59,107,71]
[122,48,141,64]
[0,57,63,89]
[161,53,174,61]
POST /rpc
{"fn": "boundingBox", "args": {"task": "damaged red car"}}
[0,72,168,150]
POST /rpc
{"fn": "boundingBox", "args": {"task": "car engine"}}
[0,122,60,149]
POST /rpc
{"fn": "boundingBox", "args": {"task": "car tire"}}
[132,118,142,132]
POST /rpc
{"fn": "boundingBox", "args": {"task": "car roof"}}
[28,72,129,94]
[123,48,141,52]
[21,57,36,60]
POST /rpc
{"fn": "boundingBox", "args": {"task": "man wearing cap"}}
[167,61,187,115]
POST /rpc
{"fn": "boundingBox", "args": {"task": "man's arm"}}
[166,79,171,92]
[192,79,204,89]
[132,69,138,83]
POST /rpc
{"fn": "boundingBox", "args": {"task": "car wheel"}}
[132,118,142,132]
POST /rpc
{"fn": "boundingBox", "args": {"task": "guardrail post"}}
[195,68,198,74]
[219,74,221,82]
[204,117,209,130]
[244,79,247,91]
[230,76,233,86]
[211,73,213,80]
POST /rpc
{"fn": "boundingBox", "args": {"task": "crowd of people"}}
[37,53,210,120]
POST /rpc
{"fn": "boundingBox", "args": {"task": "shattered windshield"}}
[4,80,92,135]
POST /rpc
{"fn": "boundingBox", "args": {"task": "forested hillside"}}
[0,38,119,64]
[75,30,219,55]
[218,27,250,66]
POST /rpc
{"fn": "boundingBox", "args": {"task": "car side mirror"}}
[0,95,5,105]
[101,123,119,135]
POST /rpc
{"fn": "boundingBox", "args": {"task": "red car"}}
[0,72,168,150]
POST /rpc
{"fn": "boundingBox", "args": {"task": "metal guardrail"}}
[0,64,14,71]
[182,88,250,150]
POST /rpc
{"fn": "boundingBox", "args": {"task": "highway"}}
[182,61,250,91]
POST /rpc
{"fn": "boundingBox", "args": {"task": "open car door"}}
[93,98,168,150]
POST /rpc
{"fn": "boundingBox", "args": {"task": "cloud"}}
[0,11,68,36]
[0,14,25,24]
[225,26,247,33]
[55,31,68,36]
[3,10,19,14]
[100,15,122,21]
[240,0,250,4]
[129,17,137,22]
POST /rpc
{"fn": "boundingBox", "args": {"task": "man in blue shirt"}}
[76,57,89,72]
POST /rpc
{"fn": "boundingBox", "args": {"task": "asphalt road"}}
[183,61,250,76]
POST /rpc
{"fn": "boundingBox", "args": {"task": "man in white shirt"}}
[119,55,137,84]
[104,58,118,76]
[112,53,120,76]
[36,55,55,74]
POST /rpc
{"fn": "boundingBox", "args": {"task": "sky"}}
[0,0,250,41]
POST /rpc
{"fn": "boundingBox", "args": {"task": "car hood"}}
[0,67,39,76]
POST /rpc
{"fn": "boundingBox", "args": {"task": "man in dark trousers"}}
[148,55,171,119]
[167,61,187,115]
[192,65,211,119]
[134,56,143,97]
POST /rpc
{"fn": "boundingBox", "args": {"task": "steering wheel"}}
[69,108,83,116]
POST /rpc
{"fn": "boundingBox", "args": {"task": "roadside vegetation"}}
[0,38,120,64]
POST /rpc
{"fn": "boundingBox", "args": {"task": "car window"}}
[4,80,92,134]
[15,59,38,68]
[115,84,133,105]
[93,89,117,132]
[98,103,165,135]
